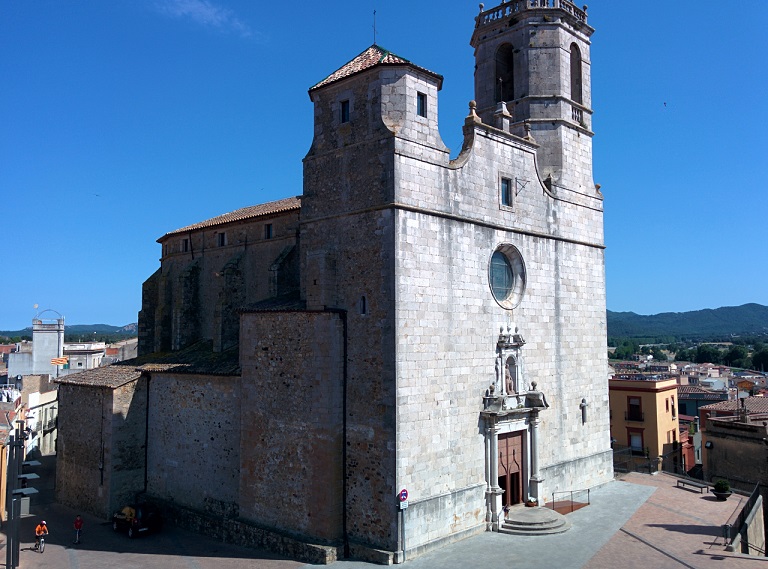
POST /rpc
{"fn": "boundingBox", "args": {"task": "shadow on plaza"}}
[646,523,722,537]
[18,453,299,563]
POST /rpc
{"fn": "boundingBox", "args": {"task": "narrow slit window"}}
[264,224,273,239]
[182,238,189,252]
[417,92,427,118]
[217,232,227,247]
[340,100,350,123]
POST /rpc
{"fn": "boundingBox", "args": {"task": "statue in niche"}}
[505,356,517,395]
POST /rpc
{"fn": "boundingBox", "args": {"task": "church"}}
[55,1,612,564]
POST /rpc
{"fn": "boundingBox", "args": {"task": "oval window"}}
[489,245,526,309]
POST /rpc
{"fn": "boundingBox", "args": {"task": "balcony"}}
[625,411,644,422]
[571,105,583,124]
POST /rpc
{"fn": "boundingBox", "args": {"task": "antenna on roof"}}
[373,9,377,46]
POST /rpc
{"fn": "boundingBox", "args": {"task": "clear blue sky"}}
[2,1,766,330]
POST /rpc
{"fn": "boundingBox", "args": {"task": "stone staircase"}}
[499,506,572,536]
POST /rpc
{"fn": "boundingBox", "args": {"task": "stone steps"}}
[499,506,572,536]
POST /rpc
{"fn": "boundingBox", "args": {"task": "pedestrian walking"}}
[73,514,83,544]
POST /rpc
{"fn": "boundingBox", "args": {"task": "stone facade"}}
[59,1,612,564]
[55,367,146,519]
[146,373,241,518]
[139,199,300,355]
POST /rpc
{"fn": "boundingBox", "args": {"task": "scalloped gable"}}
[309,44,442,94]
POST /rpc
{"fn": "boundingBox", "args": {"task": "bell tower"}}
[470,1,596,193]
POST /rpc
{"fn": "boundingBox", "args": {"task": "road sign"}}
[399,488,408,502]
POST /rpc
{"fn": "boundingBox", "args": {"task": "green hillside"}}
[607,303,768,339]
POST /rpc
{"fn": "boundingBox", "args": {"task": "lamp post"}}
[4,420,39,569]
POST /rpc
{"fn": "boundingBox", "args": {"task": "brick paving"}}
[584,472,768,569]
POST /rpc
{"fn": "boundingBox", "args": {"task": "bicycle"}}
[33,536,45,553]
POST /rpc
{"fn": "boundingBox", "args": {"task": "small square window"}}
[264,223,273,239]
[417,92,427,118]
[501,177,512,207]
[340,100,350,123]
[217,232,227,247]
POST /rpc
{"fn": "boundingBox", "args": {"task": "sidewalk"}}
[4,456,764,569]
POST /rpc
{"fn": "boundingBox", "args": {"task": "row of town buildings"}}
[609,362,768,482]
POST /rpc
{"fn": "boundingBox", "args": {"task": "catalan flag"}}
[51,356,68,366]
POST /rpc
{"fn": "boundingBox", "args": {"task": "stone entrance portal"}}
[482,325,549,531]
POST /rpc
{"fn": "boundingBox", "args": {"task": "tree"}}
[651,347,667,362]
[724,346,749,367]
[694,345,723,365]
[753,349,768,372]
[674,347,693,361]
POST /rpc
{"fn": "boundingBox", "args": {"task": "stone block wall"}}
[110,379,149,511]
[239,310,345,544]
[146,373,241,518]
[391,83,610,551]
[56,379,146,519]
[140,211,300,356]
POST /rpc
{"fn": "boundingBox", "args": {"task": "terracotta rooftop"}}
[677,384,727,400]
[54,363,141,389]
[241,291,305,312]
[54,341,241,387]
[701,396,768,414]
[309,44,442,92]
[135,341,240,376]
[158,196,300,242]
[699,397,768,413]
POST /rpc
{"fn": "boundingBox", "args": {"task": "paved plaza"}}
[3,465,764,569]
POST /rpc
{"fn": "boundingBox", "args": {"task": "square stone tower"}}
[295,0,611,560]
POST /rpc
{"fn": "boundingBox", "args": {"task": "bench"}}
[676,479,708,493]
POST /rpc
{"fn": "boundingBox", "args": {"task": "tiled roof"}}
[54,342,241,386]
[54,363,141,388]
[700,396,768,414]
[677,385,711,394]
[241,291,306,312]
[135,341,240,376]
[677,385,726,400]
[309,44,442,92]
[159,196,300,242]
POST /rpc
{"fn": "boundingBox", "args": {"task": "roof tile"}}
[159,196,300,241]
[310,44,441,92]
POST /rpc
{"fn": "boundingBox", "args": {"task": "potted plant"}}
[712,480,732,500]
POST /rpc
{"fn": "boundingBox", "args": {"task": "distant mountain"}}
[0,323,138,339]
[608,304,768,339]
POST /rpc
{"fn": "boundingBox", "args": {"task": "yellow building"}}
[609,377,680,469]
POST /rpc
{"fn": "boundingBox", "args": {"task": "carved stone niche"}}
[496,325,525,410]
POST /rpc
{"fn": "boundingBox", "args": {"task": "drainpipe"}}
[144,372,151,494]
[339,310,349,558]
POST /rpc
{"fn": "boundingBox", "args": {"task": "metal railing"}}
[725,483,760,546]
[550,488,591,513]
[624,411,644,422]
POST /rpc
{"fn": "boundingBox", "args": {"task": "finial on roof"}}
[468,100,479,121]
[479,4,484,13]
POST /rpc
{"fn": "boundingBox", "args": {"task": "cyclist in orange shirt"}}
[34,520,48,548]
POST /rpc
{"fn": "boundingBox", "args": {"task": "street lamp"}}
[4,420,39,569]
